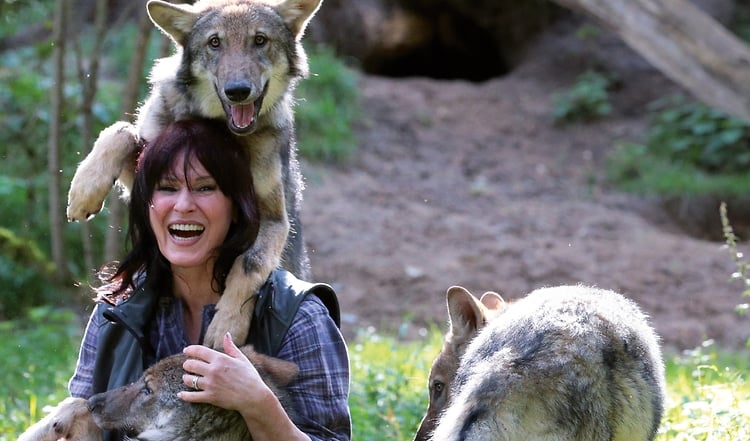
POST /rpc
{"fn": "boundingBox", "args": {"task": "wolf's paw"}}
[204,277,258,349]
[67,121,140,222]
[67,175,113,221]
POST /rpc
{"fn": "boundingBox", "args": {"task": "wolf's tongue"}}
[231,103,255,129]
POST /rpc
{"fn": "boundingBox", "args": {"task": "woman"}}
[69,118,351,441]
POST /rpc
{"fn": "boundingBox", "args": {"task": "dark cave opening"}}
[361,14,509,82]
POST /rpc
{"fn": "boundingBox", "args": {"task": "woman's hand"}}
[179,333,309,441]
[179,332,273,412]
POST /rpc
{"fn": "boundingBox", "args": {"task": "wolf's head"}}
[413,286,505,441]
[146,0,322,135]
[87,354,199,440]
[88,345,298,441]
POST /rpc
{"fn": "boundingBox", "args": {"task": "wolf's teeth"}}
[231,103,255,128]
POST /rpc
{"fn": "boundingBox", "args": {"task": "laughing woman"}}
[67,118,351,441]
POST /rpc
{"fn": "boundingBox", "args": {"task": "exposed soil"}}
[300,20,750,351]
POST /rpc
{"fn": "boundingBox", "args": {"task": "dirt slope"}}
[300,23,750,351]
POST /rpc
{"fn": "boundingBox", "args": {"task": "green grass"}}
[1,307,82,440]
[3,312,749,441]
[660,342,750,440]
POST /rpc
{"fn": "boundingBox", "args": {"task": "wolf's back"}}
[433,285,665,441]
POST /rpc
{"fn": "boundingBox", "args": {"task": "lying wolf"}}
[415,285,666,441]
[18,345,298,441]
[66,0,322,349]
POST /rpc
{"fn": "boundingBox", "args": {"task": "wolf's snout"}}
[224,81,254,102]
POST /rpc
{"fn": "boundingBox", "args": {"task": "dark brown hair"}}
[99,118,259,302]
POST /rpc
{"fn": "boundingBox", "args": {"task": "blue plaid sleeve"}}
[68,305,102,398]
[276,295,351,441]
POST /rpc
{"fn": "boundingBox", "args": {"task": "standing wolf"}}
[66,0,322,349]
[416,285,666,441]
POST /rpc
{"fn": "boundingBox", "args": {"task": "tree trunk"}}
[104,3,154,261]
[552,0,750,123]
[74,0,108,275]
[48,0,72,283]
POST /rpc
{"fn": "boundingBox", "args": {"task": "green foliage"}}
[606,97,750,196]
[0,307,81,439]
[3,315,750,441]
[296,44,360,162]
[0,0,49,40]
[720,202,750,326]
[606,142,750,196]
[660,342,750,440]
[349,326,441,441]
[0,226,55,319]
[646,97,750,174]
[552,70,612,124]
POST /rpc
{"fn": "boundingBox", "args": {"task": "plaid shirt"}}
[70,292,351,441]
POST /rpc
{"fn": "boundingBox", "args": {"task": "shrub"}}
[552,70,612,124]
[295,44,360,162]
[646,97,750,174]
[606,97,750,196]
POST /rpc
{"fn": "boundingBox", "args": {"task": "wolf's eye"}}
[254,34,267,46]
[430,381,445,400]
[208,35,221,48]
[141,384,152,395]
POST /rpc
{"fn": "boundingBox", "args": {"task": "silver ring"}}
[191,375,200,390]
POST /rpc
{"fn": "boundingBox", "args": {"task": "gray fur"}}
[420,285,666,441]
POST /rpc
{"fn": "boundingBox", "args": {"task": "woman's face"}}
[149,154,234,272]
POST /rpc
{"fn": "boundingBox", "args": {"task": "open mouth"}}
[169,223,204,239]
[223,83,267,135]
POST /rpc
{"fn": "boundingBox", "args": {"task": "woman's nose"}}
[173,188,196,212]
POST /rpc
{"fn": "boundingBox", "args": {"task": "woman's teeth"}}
[169,224,204,238]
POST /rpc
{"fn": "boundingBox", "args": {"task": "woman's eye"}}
[156,184,177,192]
[196,184,216,192]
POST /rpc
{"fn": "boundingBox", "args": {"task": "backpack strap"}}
[247,269,340,356]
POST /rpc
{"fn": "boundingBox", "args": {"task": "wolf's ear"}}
[479,291,506,319]
[275,0,323,38]
[445,286,485,345]
[147,0,200,46]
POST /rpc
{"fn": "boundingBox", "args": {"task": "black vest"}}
[92,269,340,441]
[249,269,340,355]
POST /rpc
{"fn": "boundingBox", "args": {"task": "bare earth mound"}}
[300,23,750,351]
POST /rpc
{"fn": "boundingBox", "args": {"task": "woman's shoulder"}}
[268,269,340,327]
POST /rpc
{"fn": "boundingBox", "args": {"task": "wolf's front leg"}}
[203,258,262,349]
[67,122,140,221]
[204,201,289,348]
[18,397,102,441]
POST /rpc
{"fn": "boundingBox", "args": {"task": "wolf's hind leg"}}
[18,397,101,441]
[67,121,140,221]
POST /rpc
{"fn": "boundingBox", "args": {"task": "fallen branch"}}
[553,0,750,122]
